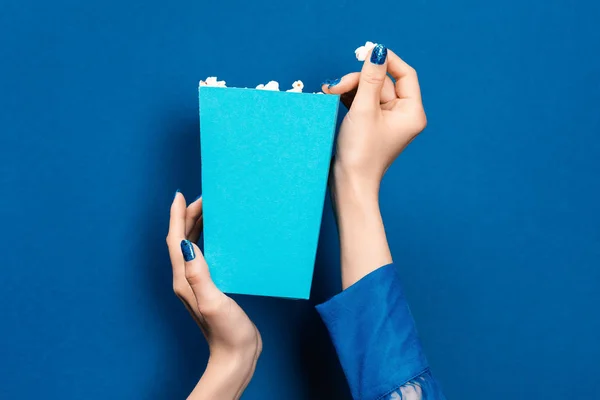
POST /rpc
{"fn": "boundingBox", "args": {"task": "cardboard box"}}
[199,87,339,299]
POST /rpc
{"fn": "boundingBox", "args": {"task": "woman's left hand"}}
[166,192,262,400]
[322,45,427,288]
[322,45,427,198]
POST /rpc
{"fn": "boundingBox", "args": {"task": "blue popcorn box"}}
[199,87,339,299]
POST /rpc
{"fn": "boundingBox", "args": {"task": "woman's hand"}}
[323,45,426,288]
[323,44,427,197]
[166,192,262,400]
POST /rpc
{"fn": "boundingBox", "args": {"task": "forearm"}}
[332,164,392,289]
[188,355,255,400]
[325,166,446,400]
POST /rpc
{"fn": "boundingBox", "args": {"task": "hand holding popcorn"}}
[323,44,427,196]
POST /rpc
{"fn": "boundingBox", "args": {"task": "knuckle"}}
[350,103,376,117]
[185,268,203,286]
[198,295,225,317]
[363,71,385,85]
[172,281,187,296]
[166,235,178,247]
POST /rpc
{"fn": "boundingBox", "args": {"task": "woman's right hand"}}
[323,44,427,197]
[167,192,261,400]
[322,45,427,289]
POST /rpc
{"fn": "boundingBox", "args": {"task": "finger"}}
[167,190,187,279]
[354,44,388,112]
[387,49,422,102]
[188,214,204,244]
[322,72,359,95]
[325,73,359,109]
[168,190,186,239]
[173,281,200,322]
[327,73,396,103]
[324,72,396,108]
[168,191,200,314]
[180,240,222,310]
[380,76,396,104]
[185,195,203,237]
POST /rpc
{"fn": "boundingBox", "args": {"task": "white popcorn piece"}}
[199,76,227,87]
[263,81,280,91]
[286,80,304,93]
[256,81,280,91]
[355,41,377,61]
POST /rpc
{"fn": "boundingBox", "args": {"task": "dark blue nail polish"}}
[181,240,196,262]
[370,44,387,65]
[321,78,341,88]
[173,189,181,200]
[194,194,202,202]
[328,78,341,88]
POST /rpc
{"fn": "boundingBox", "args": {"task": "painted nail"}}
[370,44,387,65]
[173,189,181,200]
[180,239,196,262]
[327,78,341,88]
[321,78,341,88]
[194,194,202,202]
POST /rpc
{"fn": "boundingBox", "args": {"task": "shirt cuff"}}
[316,264,429,400]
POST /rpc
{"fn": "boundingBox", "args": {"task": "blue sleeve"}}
[316,264,446,400]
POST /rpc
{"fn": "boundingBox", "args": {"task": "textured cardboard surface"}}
[199,87,339,298]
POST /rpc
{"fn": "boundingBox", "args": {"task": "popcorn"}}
[256,81,280,91]
[264,81,280,91]
[355,41,377,61]
[286,80,304,93]
[200,43,374,92]
[199,76,226,87]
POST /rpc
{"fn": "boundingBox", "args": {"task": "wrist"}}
[331,162,380,212]
[331,162,392,289]
[188,352,257,400]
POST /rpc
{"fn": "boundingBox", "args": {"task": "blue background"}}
[1,0,599,399]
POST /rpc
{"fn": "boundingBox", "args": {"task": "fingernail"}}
[194,194,202,202]
[327,78,341,88]
[321,78,341,87]
[173,189,181,200]
[370,44,387,65]
[180,239,196,262]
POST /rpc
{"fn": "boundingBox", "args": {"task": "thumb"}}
[180,239,223,311]
[354,44,388,112]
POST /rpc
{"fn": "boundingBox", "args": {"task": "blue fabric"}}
[316,264,446,400]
